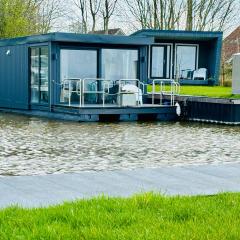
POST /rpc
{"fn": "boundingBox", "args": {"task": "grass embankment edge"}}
[148,85,240,99]
[0,192,240,239]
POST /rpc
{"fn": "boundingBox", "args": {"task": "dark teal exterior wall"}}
[198,38,222,85]
[0,30,223,111]
[150,39,221,85]
[198,40,219,84]
[134,29,223,85]
[0,44,29,109]
[50,42,149,106]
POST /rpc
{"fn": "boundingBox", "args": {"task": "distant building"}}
[89,28,125,36]
[223,26,240,63]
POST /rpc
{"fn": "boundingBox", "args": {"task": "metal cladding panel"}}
[198,39,220,84]
[232,54,240,94]
[139,46,148,83]
[134,29,223,85]
[0,44,29,109]
[214,37,223,85]
[186,101,240,123]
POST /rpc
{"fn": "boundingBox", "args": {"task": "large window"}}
[60,49,97,81]
[102,49,139,80]
[59,48,138,105]
[60,49,98,104]
[175,44,198,79]
[30,47,49,104]
[151,45,171,79]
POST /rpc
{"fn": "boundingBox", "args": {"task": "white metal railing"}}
[150,79,180,106]
[117,79,148,107]
[62,78,82,107]
[82,78,113,107]
[60,78,179,108]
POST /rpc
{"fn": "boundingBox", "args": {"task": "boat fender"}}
[175,102,181,116]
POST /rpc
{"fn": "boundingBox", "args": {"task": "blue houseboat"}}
[0,30,222,122]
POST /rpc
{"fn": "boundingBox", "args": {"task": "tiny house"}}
[132,29,222,85]
[0,30,222,121]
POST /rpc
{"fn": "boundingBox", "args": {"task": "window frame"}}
[101,47,140,81]
[29,45,49,105]
[174,43,199,79]
[149,44,173,79]
[58,46,140,82]
[59,48,99,81]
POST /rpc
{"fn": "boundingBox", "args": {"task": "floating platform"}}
[1,104,178,122]
[150,94,240,125]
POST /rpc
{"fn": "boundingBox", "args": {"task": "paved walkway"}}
[1,163,240,208]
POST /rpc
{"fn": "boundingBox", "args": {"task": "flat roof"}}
[0,29,223,47]
[0,32,154,47]
[131,29,223,41]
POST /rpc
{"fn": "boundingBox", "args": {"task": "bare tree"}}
[71,0,101,33]
[125,0,184,30]
[212,0,235,31]
[186,0,193,30]
[89,0,101,32]
[101,0,118,34]
[125,0,155,29]
[30,0,66,34]
[125,0,237,32]
[73,0,88,33]
[190,0,237,31]
[166,0,184,30]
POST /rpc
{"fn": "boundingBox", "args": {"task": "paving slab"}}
[0,164,240,208]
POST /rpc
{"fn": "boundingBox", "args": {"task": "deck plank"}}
[0,164,240,208]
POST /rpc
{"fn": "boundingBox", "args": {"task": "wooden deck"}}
[51,104,177,121]
[0,163,240,208]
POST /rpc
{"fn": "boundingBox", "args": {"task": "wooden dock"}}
[0,163,240,208]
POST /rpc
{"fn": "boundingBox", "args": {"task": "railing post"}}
[119,79,121,107]
[68,81,71,107]
[160,81,163,106]
[82,79,85,107]
[152,80,155,105]
[79,79,82,108]
[151,79,180,106]
[103,81,105,107]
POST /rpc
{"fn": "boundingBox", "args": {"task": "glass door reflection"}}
[60,49,98,105]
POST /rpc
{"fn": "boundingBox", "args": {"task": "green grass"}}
[148,85,240,99]
[1,193,240,239]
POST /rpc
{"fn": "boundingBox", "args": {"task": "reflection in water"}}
[0,113,240,176]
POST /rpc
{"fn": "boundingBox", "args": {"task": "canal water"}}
[0,112,240,176]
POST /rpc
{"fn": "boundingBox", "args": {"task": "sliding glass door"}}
[30,46,49,104]
[60,49,98,105]
[150,45,172,79]
[175,44,198,79]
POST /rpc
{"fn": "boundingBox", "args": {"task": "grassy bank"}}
[148,85,240,99]
[0,193,240,239]
[176,86,240,99]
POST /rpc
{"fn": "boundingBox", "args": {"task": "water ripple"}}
[0,113,240,176]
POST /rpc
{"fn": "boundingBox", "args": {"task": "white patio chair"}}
[193,68,208,80]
